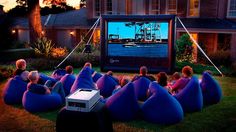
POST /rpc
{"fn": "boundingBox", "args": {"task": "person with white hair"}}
[13,59,27,77]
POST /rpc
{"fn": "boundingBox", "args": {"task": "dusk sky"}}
[0,0,81,11]
[108,22,168,39]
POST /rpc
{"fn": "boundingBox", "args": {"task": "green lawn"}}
[0,71,236,132]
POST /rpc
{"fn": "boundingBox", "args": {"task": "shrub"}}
[0,65,14,81]
[31,37,55,57]
[51,47,68,58]
[176,34,194,62]
[207,50,231,66]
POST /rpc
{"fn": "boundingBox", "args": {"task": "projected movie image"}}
[107,22,169,58]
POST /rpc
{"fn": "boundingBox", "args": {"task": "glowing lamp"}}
[11,29,16,34]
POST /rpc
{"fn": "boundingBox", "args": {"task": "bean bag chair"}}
[92,72,103,83]
[38,73,57,85]
[133,77,151,101]
[105,82,140,121]
[51,69,67,81]
[3,76,27,105]
[200,72,222,105]
[96,74,118,98]
[70,67,97,94]
[141,82,183,124]
[60,74,76,96]
[174,76,203,113]
[22,90,62,113]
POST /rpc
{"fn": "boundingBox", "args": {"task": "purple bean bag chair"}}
[200,72,222,105]
[174,76,203,113]
[96,74,118,98]
[133,77,151,101]
[141,82,183,124]
[22,90,62,113]
[70,67,96,94]
[39,73,57,85]
[60,74,76,96]
[51,69,67,81]
[3,76,27,105]
[92,72,103,83]
[105,82,140,121]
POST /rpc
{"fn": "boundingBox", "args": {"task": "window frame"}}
[149,0,160,15]
[166,0,177,15]
[105,0,113,14]
[187,0,200,18]
[94,0,101,17]
[227,0,236,18]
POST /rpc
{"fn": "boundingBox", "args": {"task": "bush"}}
[51,47,68,58]
[176,34,194,62]
[207,50,231,66]
[31,37,55,57]
[0,65,14,81]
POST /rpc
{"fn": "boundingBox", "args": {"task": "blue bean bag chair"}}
[60,74,76,96]
[51,69,67,81]
[22,90,63,113]
[133,77,151,101]
[3,76,27,105]
[141,82,183,124]
[105,82,140,121]
[39,73,57,85]
[96,74,118,98]
[200,72,222,105]
[174,76,203,113]
[92,72,103,83]
[70,67,97,94]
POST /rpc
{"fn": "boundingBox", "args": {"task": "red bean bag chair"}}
[105,82,140,121]
[200,72,222,105]
[174,76,203,113]
[96,74,118,98]
[141,82,183,124]
[3,76,27,105]
[133,77,151,101]
[70,67,96,94]
[60,74,76,96]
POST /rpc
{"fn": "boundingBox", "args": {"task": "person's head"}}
[65,65,73,74]
[106,71,113,76]
[203,70,212,75]
[20,71,29,81]
[139,66,148,76]
[182,66,193,77]
[16,59,26,70]
[84,62,92,69]
[28,71,39,83]
[172,72,181,80]
[157,72,168,87]
[120,77,130,87]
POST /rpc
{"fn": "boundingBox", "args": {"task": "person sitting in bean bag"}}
[70,66,97,94]
[3,71,29,104]
[51,69,67,81]
[141,82,183,124]
[156,72,171,93]
[60,65,76,96]
[105,82,140,121]
[112,77,130,95]
[174,76,203,113]
[132,66,156,82]
[22,71,64,112]
[13,59,27,77]
[200,71,222,105]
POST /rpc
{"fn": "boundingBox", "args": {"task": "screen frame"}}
[100,15,176,73]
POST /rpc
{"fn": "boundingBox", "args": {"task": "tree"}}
[17,0,67,43]
[176,34,194,62]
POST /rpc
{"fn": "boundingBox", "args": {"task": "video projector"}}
[66,89,100,112]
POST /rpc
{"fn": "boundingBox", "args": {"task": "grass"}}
[0,70,236,132]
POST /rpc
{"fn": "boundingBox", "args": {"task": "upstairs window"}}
[106,0,113,14]
[228,0,236,17]
[167,0,177,14]
[150,0,160,14]
[94,0,100,17]
[188,0,200,17]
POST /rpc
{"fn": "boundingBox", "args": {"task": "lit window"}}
[167,0,177,14]
[228,0,236,17]
[150,0,160,14]
[94,0,100,17]
[188,0,199,17]
[106,0,112,14]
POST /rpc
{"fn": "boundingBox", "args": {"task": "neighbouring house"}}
[12,0,236,64]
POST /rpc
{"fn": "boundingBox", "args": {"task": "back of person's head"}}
[157,72,168,87]
[65,65,73,74]
[140,66,148,76]
[21,71,29,81]
[16,59,26,70]
[28,71,39,82]
[120,77,130,87]
[106,71,113,76]
[203,70,212,75]
[182,66,193,77]
[172,72,181,80]
[84,62,92,69]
